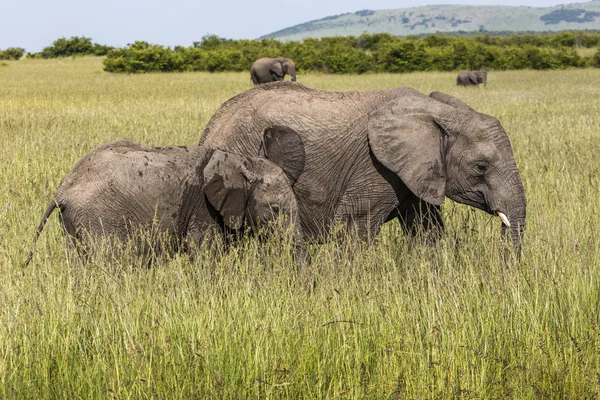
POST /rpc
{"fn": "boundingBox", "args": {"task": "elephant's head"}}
[476,71,487,86]
[367,91,525,255]
[203,134,305,238]
[275,57,296,82]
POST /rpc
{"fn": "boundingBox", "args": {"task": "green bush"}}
[322,46,373,74]
[474,31,600,48]
[356,33,396,50]
[0,47,25,60]
[374,41,429,73]
[593,48,600,67]
[577,32,600,47]
[204,49,246,72]
[31,36,114,59]
[102,32,600,74]
[493,45,585,70]
[0,48,23,60]
[177,47,209,72]
[104,42,182,73]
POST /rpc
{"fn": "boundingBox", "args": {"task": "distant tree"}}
[540,9,600,24]
[197,35,230,50]
[33,36,113,58]
[0,47,25,60]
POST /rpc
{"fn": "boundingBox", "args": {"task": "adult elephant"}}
[250,57,296,85]
[457,70,487,86]
[26,129,305,265]
[199,83,526,254]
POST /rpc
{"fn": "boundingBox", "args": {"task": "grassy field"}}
[1,57,599,398]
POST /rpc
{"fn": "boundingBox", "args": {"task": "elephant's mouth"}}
[496,211,511,227]
[455,196,511,228]
[482,196,511,227]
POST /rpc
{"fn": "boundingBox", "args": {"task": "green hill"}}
[262,1,600,40]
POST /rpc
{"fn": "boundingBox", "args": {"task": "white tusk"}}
[498,212,511,227]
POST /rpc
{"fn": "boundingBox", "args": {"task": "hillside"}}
[262,1,600,40]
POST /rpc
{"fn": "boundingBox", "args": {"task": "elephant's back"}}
[456,70,472,82]
[57,142,202,235]
[63,141,198,186]
[199,82,413,153]
[251,57,273,65]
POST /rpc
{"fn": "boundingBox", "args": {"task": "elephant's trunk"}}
[499,172,526,260]
[288,65,297,82]
[500,206,526,258]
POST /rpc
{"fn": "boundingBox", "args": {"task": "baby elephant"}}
[456,70,487,86]
[26,127,305,264]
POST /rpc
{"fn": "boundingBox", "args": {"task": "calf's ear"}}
[203,150,253,230]
[263,125,305,184]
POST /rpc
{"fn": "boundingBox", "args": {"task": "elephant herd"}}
[250,57,296,85]
[248,56,486,87]
[27,63,525,268]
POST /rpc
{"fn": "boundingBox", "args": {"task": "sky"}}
[0,0,590,52]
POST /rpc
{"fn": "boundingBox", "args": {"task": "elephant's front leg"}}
[270,71,284,82]
[334,195,398,243]
[184,211,225,262]
[398,200,444,245]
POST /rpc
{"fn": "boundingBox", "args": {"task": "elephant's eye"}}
[475,162,488,174]
[271,204,280,213]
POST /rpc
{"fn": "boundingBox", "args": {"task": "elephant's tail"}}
[24,200,59,267]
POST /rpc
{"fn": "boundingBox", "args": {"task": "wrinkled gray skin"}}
[457,70,487,86]
[199,83,526,255]
[250,57,297,85]
[27,131,304,264]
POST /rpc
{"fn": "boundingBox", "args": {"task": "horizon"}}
[0,0,593,53]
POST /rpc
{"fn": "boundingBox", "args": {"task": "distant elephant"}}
[26,127,305,265]
[250,57,297,85]
[200,83,526,255]
[457,70,487,86]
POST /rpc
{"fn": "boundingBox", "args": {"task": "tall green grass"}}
[1,57,599,398]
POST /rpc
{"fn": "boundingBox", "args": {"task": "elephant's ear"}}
[367,100,451,205]
[263,125,305,184]
[270,61,284,78]
[429,91,476,112]
[203,150,252,230]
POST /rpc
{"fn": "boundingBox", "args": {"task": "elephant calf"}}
[26,127,305,264]
[457,70,487,86]
[250,56,296,85]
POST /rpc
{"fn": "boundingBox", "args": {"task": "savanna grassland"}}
[1,57,599,398]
